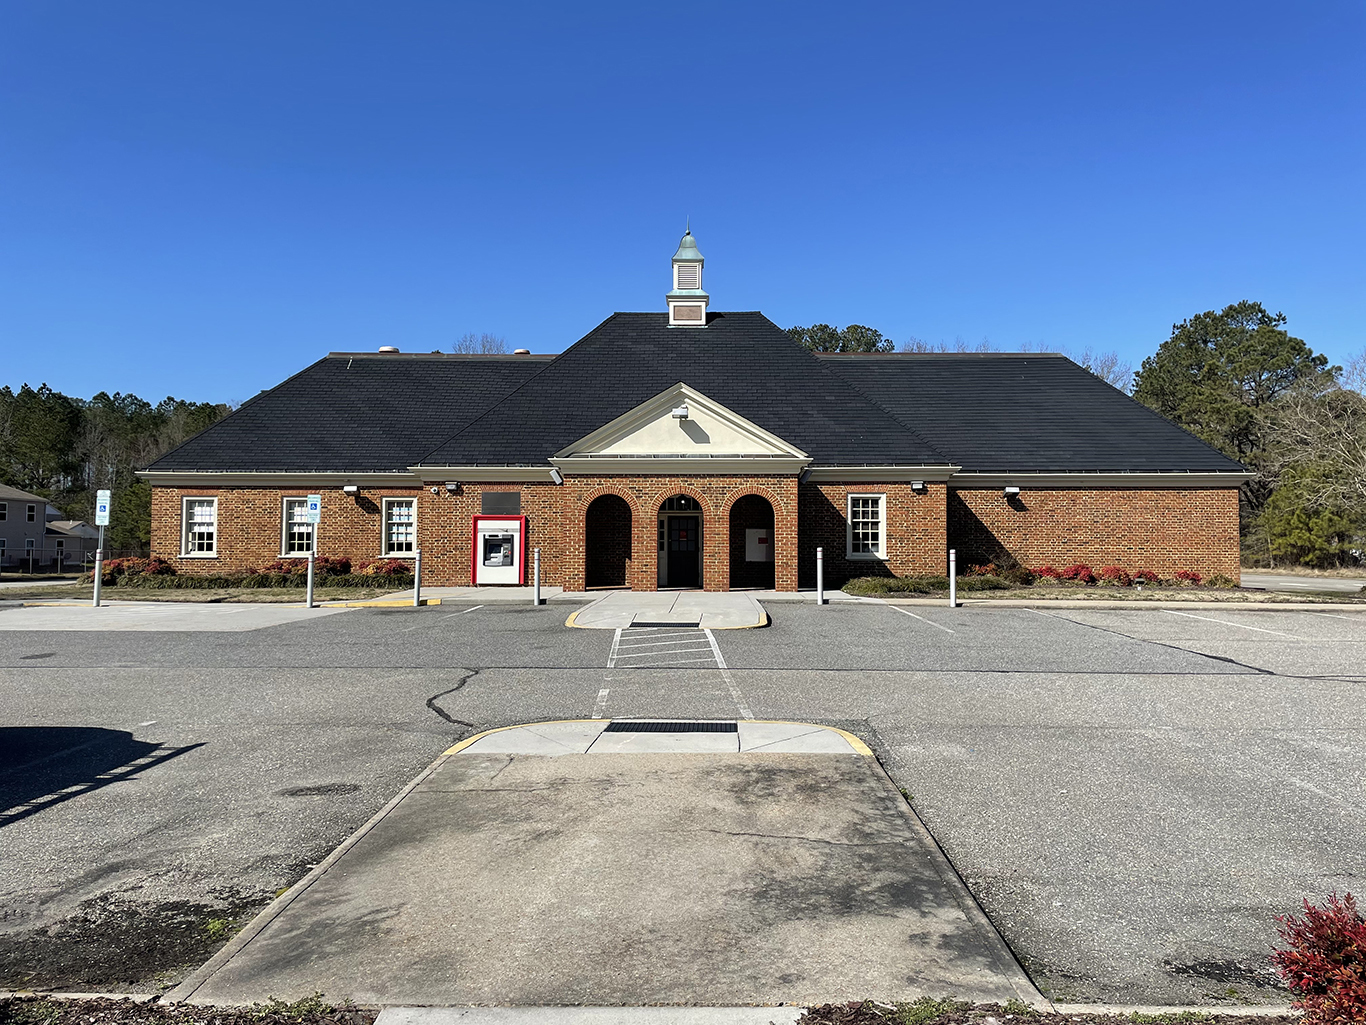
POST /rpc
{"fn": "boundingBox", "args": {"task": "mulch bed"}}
[796,1000,1295,1024]
[0,998,376,1025]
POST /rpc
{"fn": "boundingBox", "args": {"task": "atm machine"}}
[472,515,526,585]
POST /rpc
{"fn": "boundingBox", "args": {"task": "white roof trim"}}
[552,455,810,476]
[411,466,557,482]
[554,383,811,462]
[804,465,960,483]
[139,471,419,487]
[949,471,1251,489]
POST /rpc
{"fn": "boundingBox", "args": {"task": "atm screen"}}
[482,534,514,567]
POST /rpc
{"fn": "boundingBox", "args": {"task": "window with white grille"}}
[281,498,314,555]
[183,498,217,555]
[847,494,885,558]
[384,499,416,555]
[676,263,699,289]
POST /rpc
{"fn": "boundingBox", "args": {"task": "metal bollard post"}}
[948,548,957,608]
[533,547,542,606]
[816,546,826,605]
[92,548,103,608]
[306,552,316,609]
[413,548,423,607]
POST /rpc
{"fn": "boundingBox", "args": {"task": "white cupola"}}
[666,227,708,327]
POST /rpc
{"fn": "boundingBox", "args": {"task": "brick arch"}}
[584,493,634,589]
[719,484,789,518]
[647,484,716,519]
[726,492,778,590]
[577,484,642,516]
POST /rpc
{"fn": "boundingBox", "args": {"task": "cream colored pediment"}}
[551,384,810,474]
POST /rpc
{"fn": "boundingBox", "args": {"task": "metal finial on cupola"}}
[667,224,708,327]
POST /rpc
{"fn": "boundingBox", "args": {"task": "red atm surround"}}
[470,514,528,585]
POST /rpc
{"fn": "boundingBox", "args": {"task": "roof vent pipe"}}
[377,346,400,354]
[513,348,531,355]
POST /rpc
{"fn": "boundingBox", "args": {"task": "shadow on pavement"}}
[0,725,202,827]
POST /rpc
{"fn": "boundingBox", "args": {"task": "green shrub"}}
[957,574,1009,591]
[1206,574,1237,589]
[1001,566,1036,586]
[842,575,948,595]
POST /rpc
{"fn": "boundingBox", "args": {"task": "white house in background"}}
[0,483,96,571]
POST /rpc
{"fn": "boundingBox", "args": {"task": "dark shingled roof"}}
[416,312,949,467]
[146,316,1246,476]
[146,353,553,472]
[820,352,1245,473]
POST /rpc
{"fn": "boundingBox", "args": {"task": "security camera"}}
[430,486,439,495]
[1004,486,1021,496]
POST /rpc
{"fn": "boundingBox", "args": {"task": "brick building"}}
[141,232,1247,589]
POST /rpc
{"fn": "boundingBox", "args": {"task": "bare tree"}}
[900,335,998,353]
[899,335,1132,390]
[1341,346,1366,396]
[1266,385,1366,509]
[452,332,509,354]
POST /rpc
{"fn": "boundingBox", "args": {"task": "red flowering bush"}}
[1060,564,1096,584]
[1174,569,1203,585]
[356,558,412,577]
[259,556,352,577]
[1134,569,1160,584]
[1273,892,1366,1024]
[1098,565,1132,586]
[1033,565,1063,580]
[965,562,998,577]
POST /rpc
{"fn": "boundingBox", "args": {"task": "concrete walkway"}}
[170,720,1037,1008]
[567,590,767,629]
[335,585,593,606]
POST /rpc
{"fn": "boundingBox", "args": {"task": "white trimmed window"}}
[182,497,218,556]
[27,504,37,522]
[383,498,416,555]
[281,498,315,556]
[847,494,886,559]
[0,538,6,556]
[0,502,7,521]
[26,538,36,550]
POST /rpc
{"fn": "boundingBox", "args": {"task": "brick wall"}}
[151,480,1240,589]
[150,486,424,574]
[797,481,948,587]
[152,476,803,591]
[947,487,1241,580]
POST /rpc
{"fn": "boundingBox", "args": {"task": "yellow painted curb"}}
[564,608,582,628]
[442,718,874,757]
[336,598,443,607]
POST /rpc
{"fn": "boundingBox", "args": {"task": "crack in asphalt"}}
[425,669,480,730]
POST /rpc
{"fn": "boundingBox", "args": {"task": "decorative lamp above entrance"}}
[667,225,708,327]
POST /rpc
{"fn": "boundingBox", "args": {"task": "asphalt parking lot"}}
[1,599,1363,1005]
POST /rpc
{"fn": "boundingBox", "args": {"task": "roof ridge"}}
[142,354,335,472]
[410,313,620,465]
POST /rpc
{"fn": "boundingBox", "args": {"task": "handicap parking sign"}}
[306,494,322,524]
[95,489,111,526]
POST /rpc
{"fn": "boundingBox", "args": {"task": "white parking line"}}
[441,605,485,619]
[1298,610,1366,622]
[1163,609,1304,638]
[889,606,955,634]
[592,687,610,718]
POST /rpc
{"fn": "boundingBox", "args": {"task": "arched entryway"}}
[585,494,633,589]
[657,494,703,589]
[729,495,776,589]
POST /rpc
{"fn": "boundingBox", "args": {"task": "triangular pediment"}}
[554,384,810,462]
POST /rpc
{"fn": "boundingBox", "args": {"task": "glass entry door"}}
[666,515,701,588]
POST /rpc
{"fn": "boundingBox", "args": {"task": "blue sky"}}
[1,1,1362,403]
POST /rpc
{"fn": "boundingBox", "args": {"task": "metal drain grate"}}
[603,720,738,733]
[629,621,701,628]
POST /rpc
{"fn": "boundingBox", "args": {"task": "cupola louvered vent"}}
[677,264,699,289]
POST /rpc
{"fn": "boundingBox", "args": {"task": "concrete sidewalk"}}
[567,590,768,629]
[171,720,1038,1008]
